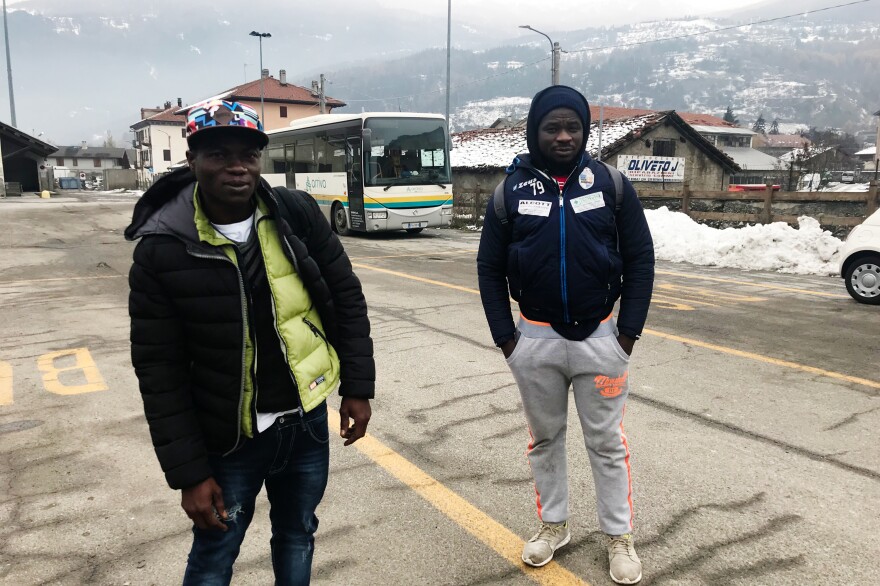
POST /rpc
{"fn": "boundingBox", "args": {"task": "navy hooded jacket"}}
[476,86,655,346]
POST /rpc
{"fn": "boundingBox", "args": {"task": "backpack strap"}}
[599,161,624,213]
[492,179,508,225]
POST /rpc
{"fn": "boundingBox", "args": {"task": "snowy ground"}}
[646,207,843,276]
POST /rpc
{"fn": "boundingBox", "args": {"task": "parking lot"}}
[0,193,878,585]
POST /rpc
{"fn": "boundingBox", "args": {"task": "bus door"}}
[346,136,366,231]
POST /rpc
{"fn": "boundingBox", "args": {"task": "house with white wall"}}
[50,144,131,186]
[130,99,187,184]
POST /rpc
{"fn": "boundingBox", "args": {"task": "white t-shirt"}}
[211,213,297,433]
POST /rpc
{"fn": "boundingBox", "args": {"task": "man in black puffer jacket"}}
[126,100,374,585]
[477,86,654,585]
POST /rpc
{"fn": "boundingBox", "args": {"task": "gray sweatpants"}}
[506,315,633,536]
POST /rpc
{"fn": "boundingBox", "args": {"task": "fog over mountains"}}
[2,0,879,145]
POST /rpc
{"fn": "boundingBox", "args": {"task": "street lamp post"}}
[2,0,16,126]
[519,25,560,85]
[249,31,271,123]
[154,128,172,170]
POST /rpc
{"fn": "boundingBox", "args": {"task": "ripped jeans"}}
[182,404,330,586]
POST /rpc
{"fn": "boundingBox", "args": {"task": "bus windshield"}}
[364,118,451,187]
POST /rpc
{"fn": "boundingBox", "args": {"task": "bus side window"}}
[294,138,316,173]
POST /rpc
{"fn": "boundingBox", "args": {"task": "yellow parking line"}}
[352,263,481,295]
[351,250,474,261]
[643,328,880,390]
[328,410,591,586]
[351,263,880,390]
[655,270,848,299]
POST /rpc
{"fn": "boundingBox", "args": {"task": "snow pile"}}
[646,207,843,275]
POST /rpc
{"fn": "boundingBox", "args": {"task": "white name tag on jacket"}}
[570,193,605,214]
[517,200,553,217]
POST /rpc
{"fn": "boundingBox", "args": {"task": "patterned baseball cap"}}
[186,100,268,148]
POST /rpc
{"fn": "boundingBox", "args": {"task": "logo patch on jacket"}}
[517,200,552,217]
[578,168,595,190]
[309,375,326,390]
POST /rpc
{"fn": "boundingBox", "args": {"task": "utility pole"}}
[445,0,451,132]
[319,74,326,114]
[552,41,561,85]
[2,0,16,126]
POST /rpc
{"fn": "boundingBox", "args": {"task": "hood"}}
[526,85,592,171]
[124,168,201,243]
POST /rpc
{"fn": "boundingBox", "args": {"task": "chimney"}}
[177,97,182,107]
[164,100,172,109]
[81,141,87,149]
[261,68,269,79]
[279,69,287,85]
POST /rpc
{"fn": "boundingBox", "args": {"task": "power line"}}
[567,0,876,54]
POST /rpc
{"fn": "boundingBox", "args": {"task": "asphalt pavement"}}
[0,193,877,585]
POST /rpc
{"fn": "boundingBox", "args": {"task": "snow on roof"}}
[692,125,756,136]
[451,113,662,169]
[760,134,810,148]
[778,146,834,163]
[855,146,876,156]
[721,147,781,171]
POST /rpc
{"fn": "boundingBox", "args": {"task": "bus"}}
[262,112,453,235]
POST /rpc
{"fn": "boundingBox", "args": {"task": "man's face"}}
[537,107,584,169]
[186,132,263,207]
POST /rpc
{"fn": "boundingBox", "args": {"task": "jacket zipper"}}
[303,317,330,348]
[558,184,569,323]
[186,247,249,455]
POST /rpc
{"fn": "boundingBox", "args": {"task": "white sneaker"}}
[606,533,642,584]
[521,521,570,567]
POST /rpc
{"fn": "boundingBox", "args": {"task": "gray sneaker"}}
[606,533,642,584]
[521,521,570,567]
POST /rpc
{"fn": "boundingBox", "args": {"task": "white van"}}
[841,170,856,183]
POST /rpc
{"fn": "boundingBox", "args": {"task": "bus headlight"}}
[368,211,388,219]
[441,208,453,215]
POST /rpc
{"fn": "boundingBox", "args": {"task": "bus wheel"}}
[405,228,424,234]
[333,203,350,236]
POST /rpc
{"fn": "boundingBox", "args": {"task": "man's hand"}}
[500,338,517,359]
[616,334,636,356]
[181,477,227,531]
[339,397,371,446]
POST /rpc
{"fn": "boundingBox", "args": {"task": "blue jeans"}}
[182,404,330,586]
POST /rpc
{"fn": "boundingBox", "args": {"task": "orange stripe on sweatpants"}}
[620,404,634,532]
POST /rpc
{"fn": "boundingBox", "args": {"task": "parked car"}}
[839,208,880,304]
[841,170,856,183]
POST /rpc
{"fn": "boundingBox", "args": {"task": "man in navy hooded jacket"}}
[477,85,654,584]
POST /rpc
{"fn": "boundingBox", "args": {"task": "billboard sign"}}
[617,155,685,182]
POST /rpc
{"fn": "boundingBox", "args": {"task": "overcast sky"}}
[381,0,770,29]
[6,0,772,30]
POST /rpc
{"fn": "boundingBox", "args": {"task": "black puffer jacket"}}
[126,168,374,489]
